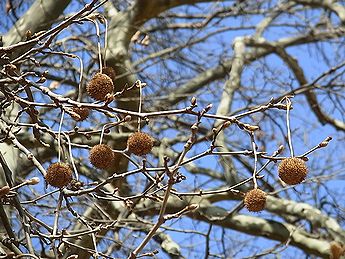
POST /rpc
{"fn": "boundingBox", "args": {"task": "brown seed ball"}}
[278,157,308,185]
[127,132,153,156]
[330,242,345,259]
[86,73,114,101]
[71,107,90,121]
[101,67,116,83]
[0,186,10,198]
[244,188,267,212]
[46,162,72,188]
[89,144,114,169]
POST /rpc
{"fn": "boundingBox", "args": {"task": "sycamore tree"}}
[0,0,344,258]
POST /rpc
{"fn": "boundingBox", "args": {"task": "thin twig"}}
[285,97,294,157]
[52,191,64,257]
[250,132,258,189]
[58,110,65,162]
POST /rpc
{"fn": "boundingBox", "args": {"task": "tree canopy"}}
[0,0,344,258]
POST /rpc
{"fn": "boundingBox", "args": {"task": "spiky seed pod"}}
[86,73,114,101]
[278,157,308,185]
[244,188,267,212]
[127,132,153,156]
[89,144,114,169]
[45,162,72,188]
[0,186,10,198]
[330,242,345,259]
[101,67,116,84]
[71,107,90,121]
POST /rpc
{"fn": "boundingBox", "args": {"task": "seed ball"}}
[101,67,116,83]
[86,73,114,101]
[278,157,308,185]
[71,107,90,121]
[46,162,72,188]
[0,186,10,198]
[89,144,114,169]
[330,242,345,259]
[127,132,153,156]
[244,188,267,212]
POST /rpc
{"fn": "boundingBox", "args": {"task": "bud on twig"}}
[27,177,40,185]
[187,204,199,211]
[104,93,114,104]
[97,16,106,24]
[36,76,46,83]
[278,145,284,154]
[243,124,259,132]
[191,124,198,131]
[42,70,49,77]
[131,31,141,43]
[191,96,197,106]
[223,121,231,128]
[27,153,34,160]
[204,104,213,112]
[319,136,332,148]
[141,35,150,46]
[26,30,32,40]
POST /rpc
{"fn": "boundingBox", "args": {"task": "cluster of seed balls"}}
[45,132,154,188]
[46,70,308,211]
[89,132,154,169]
[45,67,154,188]
[244,157,308,212]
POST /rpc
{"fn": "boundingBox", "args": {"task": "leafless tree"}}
[0,0,344,258]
